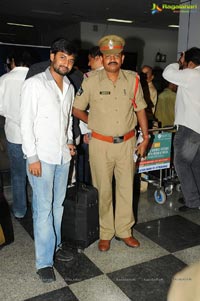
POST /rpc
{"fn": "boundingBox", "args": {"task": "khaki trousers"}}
[89,136,136,240]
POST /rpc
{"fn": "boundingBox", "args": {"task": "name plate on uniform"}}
[100,91,111,95]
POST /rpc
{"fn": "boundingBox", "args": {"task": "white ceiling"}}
[0,0,180,45]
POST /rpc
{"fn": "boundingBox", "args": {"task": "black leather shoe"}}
[37,267,56,283]
[179,205,200,212]
[55,245,74,262]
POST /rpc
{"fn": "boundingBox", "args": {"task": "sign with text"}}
[136,132,172,173]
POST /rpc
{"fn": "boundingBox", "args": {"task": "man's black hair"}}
[50,38,78,58]
[185,47,200,65]
[142,65,154,75]
[8,47,32,67]
[88,46,102,58]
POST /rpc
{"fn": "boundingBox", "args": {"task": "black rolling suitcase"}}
[62,182,99,251]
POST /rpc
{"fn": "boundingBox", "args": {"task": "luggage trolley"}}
[134,126,180,204]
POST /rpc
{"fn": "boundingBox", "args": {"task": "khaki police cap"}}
[98,35,125,54]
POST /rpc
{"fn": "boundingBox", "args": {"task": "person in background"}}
[25,60,50,78]
[155,79,177,127]
[139,71,155,124]
[78,46,103,183]
[152,66,166,94]
[139,67,158,193]
[141,65,158,115]
[163,47,200,212]
[20,38,77,283]
[73,35,149,252]
[0,48,31,219]
[87,46,104,72]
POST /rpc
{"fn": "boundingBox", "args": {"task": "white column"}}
[178,0,200,54]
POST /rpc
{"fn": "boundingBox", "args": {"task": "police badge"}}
[77,87,83,96]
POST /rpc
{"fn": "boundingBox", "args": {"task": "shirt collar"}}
[11,66,29,72]
[45,67,71,85]
[99,68,128,82]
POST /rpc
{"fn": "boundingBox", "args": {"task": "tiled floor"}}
[1,180,200,301]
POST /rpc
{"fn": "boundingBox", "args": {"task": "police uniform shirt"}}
[73,68,147,137]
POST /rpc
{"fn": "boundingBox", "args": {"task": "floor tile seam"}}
[12,218,105,287]
[133,228,171,252]
[172,245,200,260]
[177,213,200,225]
[11,219,71,289]
[135,211,178,225]
[12,218,34,243]
[13,223,169,277]
[171,253,190,265]
[82,233,171,275]
[83,252,172,276]
[68,273,132,300]
[108,254,175,274]
[133,227,200,255]
[106,253,183,278]
[79,254,175,278]
[20,286,71,301]
[68,273,109,287]
[6,286,69,301]
[135,214,181,226]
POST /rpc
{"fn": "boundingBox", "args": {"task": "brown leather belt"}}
[91,130,135,143]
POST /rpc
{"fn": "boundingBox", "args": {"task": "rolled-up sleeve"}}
[163,63,190,87]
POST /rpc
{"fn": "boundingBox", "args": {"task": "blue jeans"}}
[174,125,200,208]
[7,141,27,218]
[27,160,70,269]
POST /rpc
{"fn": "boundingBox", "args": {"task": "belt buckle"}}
[113,136,124,143]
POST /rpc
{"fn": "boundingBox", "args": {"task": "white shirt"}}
[163,63,200,134]
[0,67,29,143]
[20,68,74,165]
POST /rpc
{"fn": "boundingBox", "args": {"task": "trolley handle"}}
[147,125,176,133]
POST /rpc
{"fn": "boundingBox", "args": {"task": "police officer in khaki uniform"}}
[73,35,149,252]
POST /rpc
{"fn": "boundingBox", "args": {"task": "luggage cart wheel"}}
[154,189,166,204]
[176,183,182,192]
[165,185,173,196]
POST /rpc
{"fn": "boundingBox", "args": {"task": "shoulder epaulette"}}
[84,70,98,79]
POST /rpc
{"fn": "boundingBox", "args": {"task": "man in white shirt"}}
[163,47,200,212]
[20,38,77,283]
[0,49,30,218]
